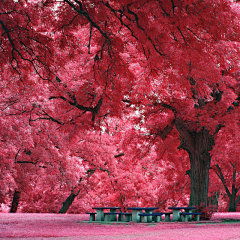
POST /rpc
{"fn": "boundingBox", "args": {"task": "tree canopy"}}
[1,0,240,212]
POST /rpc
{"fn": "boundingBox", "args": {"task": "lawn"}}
[0,212,240,239]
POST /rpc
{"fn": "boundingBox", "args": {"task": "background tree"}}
[211,123,240,211]
[1,0,240,210]
[46,0,240,207]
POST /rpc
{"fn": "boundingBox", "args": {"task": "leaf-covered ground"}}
[0,213,240,239]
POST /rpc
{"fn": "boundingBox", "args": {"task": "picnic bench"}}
[104,212,120,221]
[92,207,121,221]
[180,212,202,222]
[88,206,202,223]
[168,207,197,221]
[105,212,133,222]
[138,212,173,223]
[139,213,164,223]
[160,212,173,222]
[127,207,158,222]
[118,212,132,222]
[86,212,96,221]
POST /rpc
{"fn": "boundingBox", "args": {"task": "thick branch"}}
[158,119,175,140]
[154,102,178,115]
[17,161,37,164]
[29,111,63,125]
[0,19,16,50]
[16,160,47,168]
[214,163,231,198]
[58,189,80,214]
[50,96,103,122]
[114,153,124,158]
[91,97,103,121]
[174,118,195,153]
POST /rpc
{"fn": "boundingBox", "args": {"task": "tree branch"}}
[127,6,144,31]
[14,149,21,163]
[174,118,195,153]
[63,0,110,42]
[88,23,93,54]
[114,153,124,158]
[157,119,175,140]
[103,2,139,40]
[50,95,103,122]
[214,163,231,198]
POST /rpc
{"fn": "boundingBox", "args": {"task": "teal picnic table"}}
[127,207,158,222]
[168,207,196,221]
[92,207,121,221]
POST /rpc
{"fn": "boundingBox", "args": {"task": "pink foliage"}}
[195,204,215,220]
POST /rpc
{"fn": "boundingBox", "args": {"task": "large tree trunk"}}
[188,145,211,207]
[10,190,21,213]
[58,190,80,214]
[175,119,215,207]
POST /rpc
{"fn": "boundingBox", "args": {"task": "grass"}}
[221,219,240,224]
[0,213,240,239]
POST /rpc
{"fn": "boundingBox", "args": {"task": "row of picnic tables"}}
[87,206,202,223]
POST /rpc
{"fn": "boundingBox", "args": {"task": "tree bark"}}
[228,164,239,212]
[208,190,219,212]
[228,181,238,212]
[58,190,80,214]
[10,190,21,213]
[228,192,237,212]
[175,119,215,207]
[189,146,211,207]
[214,163,239,212]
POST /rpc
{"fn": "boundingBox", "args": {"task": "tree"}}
[75,121,190,212]
[10,190,21,213]
[213,163,240,211]
[0,108,88,213]
[211,123,240,211]
[1,0,240,209]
